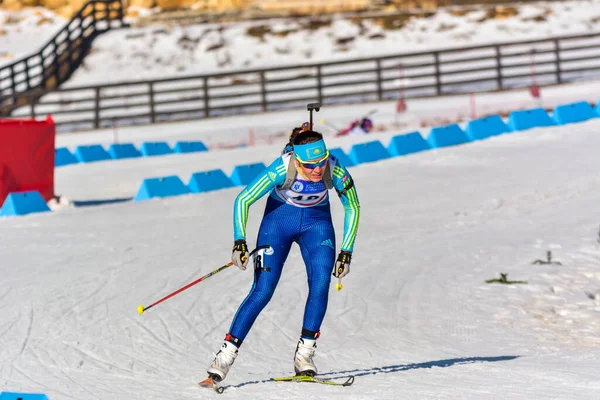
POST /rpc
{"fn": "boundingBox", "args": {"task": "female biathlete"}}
[206,128,360,382]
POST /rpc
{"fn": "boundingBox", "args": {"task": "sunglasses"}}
[296,152,329,169]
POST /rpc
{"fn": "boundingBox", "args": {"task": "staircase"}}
[0,0,127,117]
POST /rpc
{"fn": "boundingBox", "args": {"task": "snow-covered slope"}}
[61,0,600,85]
[4,1,600,85]
[2,2,600,398]
[1,109,600,399]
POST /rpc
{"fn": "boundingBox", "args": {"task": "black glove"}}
[333,251,352,278]
[232,239,250,270]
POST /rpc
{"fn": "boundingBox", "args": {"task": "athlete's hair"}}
[289,127,304,144]
[292,130,323,145]
[282,126,304,154]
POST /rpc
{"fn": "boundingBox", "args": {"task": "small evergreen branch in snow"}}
[585,291,596,300]
[531,250,562,265]
[585,291,600,304]
[486,273,528,284]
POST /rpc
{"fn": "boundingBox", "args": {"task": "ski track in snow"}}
[19,306,33,356]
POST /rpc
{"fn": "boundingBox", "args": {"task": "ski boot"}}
[294,338,317,377]
[207,341,238,382]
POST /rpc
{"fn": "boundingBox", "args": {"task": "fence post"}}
[53,39,60,85]
[105,0,110,25]
[495,45,503,90]
[316,65,323,104]
[90,0,98,30]
[39,50,47,89]
[148,82,155,123]
[66,22,73,69]
[376,59,382,101]
[433,52,441,95]
[10,64,16,99]
[94,87,101,128]
[29,96,35,119]
[103,0,111,29]
[554,39,562,84]
[203,77,209,118]
[24,58,31,91]
[260,71,267,112]
[117,0,124,25]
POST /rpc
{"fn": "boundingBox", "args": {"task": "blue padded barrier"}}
[174,141,208,154]
[139,142,173,157]
[0,191,51,217]
[329,147,355,167]
[108,143,142,159]
[74,145,111,163]
[507,108,556,131]
[229,163,267,186]
[465,115,510,141]
[387,131,430,157]
[552,101,598,125]
[188,169,234,193]
[348,141,391,165]
[55,147,78,167]
[0,392,49,400]
[133,176,190,202]
[427,124,470,148]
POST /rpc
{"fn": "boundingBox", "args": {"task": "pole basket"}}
[396,98,406,113]
[530,85,540,99]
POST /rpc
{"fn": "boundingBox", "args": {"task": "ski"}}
[199,377,225,394]
[272,374,355,386]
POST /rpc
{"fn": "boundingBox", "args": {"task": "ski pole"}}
[137,245,270,315]
[318,118,341,134]
[335,278,344,292]
[363,109,378,119]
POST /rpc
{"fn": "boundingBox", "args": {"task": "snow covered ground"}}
[4,1,600,86]
[2,92,600,399]
[2,2,600,398]
[0,7,64,67]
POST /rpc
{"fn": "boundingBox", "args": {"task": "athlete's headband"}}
[293,139,328,162]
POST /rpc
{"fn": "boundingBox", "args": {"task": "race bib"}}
[275,178,328,207]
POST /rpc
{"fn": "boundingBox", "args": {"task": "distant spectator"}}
[337,117,373,136]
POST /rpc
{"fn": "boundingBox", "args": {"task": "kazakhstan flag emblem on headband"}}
[294,139,327,162]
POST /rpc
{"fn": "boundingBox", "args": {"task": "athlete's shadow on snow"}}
[322,355,520,378]
[229,355,519,389]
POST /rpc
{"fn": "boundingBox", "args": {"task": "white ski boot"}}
[294,338,317,376]
[207,341,238,382]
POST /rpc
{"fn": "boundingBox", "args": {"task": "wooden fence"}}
[9,32,600,131]
[0,0,126,115]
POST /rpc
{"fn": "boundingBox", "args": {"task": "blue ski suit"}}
[228,152,360,343]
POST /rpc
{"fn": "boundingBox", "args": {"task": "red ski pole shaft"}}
[137,245,270,315]
[138,262,234,315]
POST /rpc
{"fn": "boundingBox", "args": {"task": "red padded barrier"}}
[0,115,55,204]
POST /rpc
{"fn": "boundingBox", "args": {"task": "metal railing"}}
[8,32,600,131]
[0,0,126,115]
